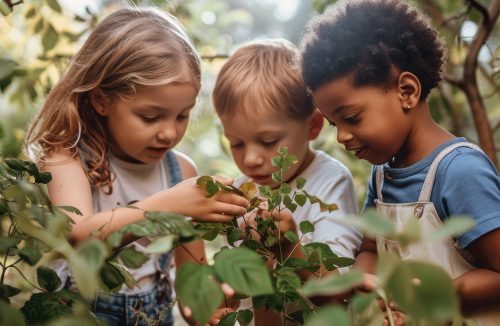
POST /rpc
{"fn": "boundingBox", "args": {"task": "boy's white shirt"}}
[234,150,362,261]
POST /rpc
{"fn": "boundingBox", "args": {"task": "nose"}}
[157,121,178,144]
[336,126,353,145]
[243,146,265,168]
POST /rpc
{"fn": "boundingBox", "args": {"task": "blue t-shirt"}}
[364,137,500,249]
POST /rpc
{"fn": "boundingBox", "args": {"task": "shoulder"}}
[171,150,198,179]
[439,146,498,180]
[304,151,354,183]
[40,149,84,171]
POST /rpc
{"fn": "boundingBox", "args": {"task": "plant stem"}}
[0,248,10,284]
[11,265,45,292]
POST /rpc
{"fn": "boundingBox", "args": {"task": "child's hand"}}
[240,200,296,245]
[165,176,249,222]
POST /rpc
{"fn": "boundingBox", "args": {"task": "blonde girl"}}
[26,7,248,326]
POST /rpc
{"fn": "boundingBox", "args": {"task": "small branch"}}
[468,0,489,18]
[11,265,46,292]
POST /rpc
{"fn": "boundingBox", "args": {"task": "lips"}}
[347,146,368,160]
[249,175,272,184]
[146,147,169,156]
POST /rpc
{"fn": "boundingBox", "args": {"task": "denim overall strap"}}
[418,142,481,202]
[157,151,183,271]
[375,165,384,201]
[164,150,183,187]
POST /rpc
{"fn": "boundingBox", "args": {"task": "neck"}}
[392,103,455,168]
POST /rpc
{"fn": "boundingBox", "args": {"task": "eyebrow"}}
[333,104,356,115]
[137,103,196,112]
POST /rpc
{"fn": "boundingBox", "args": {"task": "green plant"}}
[182,147,355,325]
[0,156,198,325]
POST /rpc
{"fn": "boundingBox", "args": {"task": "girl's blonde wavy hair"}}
[25,7,201,193]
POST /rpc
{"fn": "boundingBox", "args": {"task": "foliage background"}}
[0,0,498,323]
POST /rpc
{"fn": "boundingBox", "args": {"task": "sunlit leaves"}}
[425,216,475,241]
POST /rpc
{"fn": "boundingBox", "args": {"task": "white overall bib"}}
[374,142,500,325]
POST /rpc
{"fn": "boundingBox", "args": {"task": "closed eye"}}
[140,115,159,123]
[260,139,278,147]
[344,113,360,124]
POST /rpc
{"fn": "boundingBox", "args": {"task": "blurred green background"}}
[0,0,498,212]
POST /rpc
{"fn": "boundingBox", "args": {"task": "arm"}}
[43,151,249,243]
[454,228,500,313]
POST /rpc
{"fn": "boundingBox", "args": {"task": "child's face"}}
[313,75,412,165]
[102,83,197,164]
[219,109,316,189]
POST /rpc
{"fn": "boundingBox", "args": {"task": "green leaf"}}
[42,23,59,52]
[300,271,363,297]
[118,246,149,269]
[0,284,21,297]
[218,311,238,326]
[296,177,306,189]
[0,2,11,16]
[284,231,299,243]
[175,263,224,326]
[323,256,355,269]
[386,261,459,322]
[271,156,282,168]
[281,183,291,194]
[237,309,254,326]
[21,290,82,324]
[259,185,272,198]
[426,216,475,241]
[283,258,320,272]
[300,221,315,234]
[214,247,273,296]
[196,176,219,197]
[276,269,301,293]
[0,59,17,80]
[0,301,26,325]
[25,7,37,18]
[100,262,125,291]
[295,194,307,206]
[4,158,26,171]
[283,195,297,212]
[34,17,45,33]
[227,228,243,247]
[37,266,62,292]
[305,305,350,326]
[35,171,52,184]
[46,0,62,13]
[18,246,42,266]
[0,237,21,251]
[271,171,281,183]
[56,205,82,216]
[144,234,175,254]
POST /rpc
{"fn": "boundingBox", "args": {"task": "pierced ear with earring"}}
[406,104,411,110]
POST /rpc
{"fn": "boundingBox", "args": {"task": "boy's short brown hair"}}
[213,38,314,120]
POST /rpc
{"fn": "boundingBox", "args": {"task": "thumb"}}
[213,175,234,186]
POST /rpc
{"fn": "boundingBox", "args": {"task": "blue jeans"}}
[91,284,174,326]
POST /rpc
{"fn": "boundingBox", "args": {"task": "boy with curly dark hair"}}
[300,0,500,322]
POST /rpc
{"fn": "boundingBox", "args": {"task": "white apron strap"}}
[418,142,482,202]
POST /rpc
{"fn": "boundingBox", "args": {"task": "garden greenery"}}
[0,147,477,325]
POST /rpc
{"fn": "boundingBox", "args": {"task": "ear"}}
[89,88,110,116]
[307,109,324,140]
[397,71,421,110]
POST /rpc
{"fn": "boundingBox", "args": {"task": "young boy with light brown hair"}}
[212,38,362,324]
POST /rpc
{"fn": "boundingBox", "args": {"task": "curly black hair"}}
[299,0,446,99]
